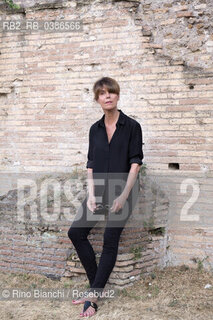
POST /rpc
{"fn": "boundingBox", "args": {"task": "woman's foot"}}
[80,301,98,317]
[72,297,85,305]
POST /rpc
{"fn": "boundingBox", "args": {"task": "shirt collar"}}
[98,109,126,127]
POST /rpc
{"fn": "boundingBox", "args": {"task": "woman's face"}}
[96,86,119,111]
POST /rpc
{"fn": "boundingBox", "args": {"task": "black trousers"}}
[67,179,139,292]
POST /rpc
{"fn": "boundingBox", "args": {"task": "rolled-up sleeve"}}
[86,126,94,169]
[128,122,143,165]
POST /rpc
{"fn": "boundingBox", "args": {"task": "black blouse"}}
[86,109,143,173]
[86,109,144,199]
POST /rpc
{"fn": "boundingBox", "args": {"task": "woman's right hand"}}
[87,195,97,212]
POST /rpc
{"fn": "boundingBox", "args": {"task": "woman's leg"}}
[90,224,124,292]
[67,197,100,287]
[79,226,125,318]
[89,185,139,296]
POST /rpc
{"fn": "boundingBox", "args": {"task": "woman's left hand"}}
[110,193,127,213]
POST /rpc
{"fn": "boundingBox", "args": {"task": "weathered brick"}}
[113,265,134,272]
[173,5,188,12]
[69,266,86,274]
[177,12,194,18]
[160,19,176,25]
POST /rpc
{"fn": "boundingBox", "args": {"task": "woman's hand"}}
[87,195,97,212]
[110,193,127,213]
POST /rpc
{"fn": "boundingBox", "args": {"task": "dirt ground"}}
[0,265,212,320]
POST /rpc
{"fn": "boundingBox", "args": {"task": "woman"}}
[68,77,143,317]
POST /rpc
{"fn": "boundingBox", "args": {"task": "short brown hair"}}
[93,77,120,101]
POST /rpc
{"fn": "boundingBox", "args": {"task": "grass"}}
[0,266,212,320]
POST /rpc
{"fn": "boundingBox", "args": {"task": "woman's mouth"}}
[105,101,112,104]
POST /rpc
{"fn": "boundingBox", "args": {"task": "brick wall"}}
[0,172,168,287]
[0,0,213,281]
